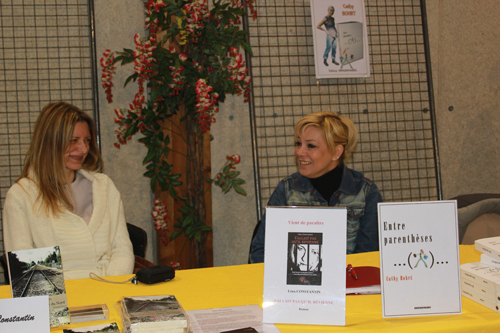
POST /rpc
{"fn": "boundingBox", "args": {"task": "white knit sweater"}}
[3,169,134,280]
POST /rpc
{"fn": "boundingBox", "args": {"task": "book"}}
[460,262,500,293]
[69,304,109,323]
[7,246,70,327]
[337,21,365,66]
[346,266,381,295]
[263,206,347,326]
[461,277,500,303]
[461,285,500,314]
[475,236,500,260]
[481,253,500,269]
[63,322,119,332]
[286,232,323,286]
[121,295,190,333]
[378,201,462,317]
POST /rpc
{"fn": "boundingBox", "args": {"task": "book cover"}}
[7,246,70,327]
[263,206,347,326]
[461,285,500,314]
[461,277,500,303]
[337,21,364,66]
[460,262,500,293]
[286,232,323,285]
[63,322,119,332]
[475,236,500,260]
[378,201,462,317]
[122,295,189,331]
[481,253,500,269]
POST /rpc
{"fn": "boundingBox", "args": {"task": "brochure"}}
[187,305,280,333]
[378,201,462,317]
[263,206,347,326]
[7,246,70,327]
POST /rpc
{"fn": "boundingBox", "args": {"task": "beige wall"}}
[426,1,500,199]
[94,0,155,261]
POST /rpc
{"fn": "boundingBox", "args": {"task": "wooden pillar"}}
[156,111,213,269]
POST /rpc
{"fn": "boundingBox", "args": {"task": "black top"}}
[309,164,343,204]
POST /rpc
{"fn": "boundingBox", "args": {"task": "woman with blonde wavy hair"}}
[3,102,134,279]
[250,111,383,263]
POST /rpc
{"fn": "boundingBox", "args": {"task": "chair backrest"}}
[0,255,8,285]
[454,194,500,244]
[127,223,148,258]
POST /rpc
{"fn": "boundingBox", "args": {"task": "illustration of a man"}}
[317,5,339,66]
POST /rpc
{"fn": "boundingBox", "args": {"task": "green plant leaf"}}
[232,183,247,195]
[232,178,245,184]
[182,215,193,227]
[169,230,183,241]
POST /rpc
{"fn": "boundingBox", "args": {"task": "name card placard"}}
[0,295,50,332]
[378,201,462,318]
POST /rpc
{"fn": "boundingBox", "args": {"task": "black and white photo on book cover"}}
[7,245,71,327]
[310,0,370,78]
[287,232,323,285]
[63,322,120,333]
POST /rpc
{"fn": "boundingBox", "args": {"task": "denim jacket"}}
[250,164,382,263]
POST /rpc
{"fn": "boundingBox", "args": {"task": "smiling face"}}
[64,121,90,183]
[295,126,341,179]
[328,6,335,16]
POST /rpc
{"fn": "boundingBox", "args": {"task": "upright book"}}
[378,201,462,317]
[263,206,347,326]
[7,246,70,327]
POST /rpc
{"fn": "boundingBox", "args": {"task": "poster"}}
[310,0,370,78]
[378,201,462,318]
[263,206,347,326]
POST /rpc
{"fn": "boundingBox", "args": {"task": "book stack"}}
[460,236,500,313]
[120,295,191,333]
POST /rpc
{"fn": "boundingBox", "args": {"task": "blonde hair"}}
[19,102,103,216]
[294,111,358,162]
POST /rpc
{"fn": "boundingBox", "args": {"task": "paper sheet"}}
[187,305,280,333]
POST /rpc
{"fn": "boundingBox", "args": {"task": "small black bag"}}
[134,265,175,284]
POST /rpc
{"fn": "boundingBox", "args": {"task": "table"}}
[1,245,499,332]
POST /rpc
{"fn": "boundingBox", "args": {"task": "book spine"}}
[481,254,500,269]
[462,277,500,303]
[475,241,500,260]
[461,286,500,314]
[460,267,500,293]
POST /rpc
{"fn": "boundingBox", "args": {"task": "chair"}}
[248,220,262,264]
[454,194,500,244]
[127,223,148,258]
[0,255,8,285]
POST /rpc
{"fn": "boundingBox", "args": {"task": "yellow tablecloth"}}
[1,245,498,332]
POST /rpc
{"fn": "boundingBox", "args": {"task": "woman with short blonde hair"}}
[250,111,382,263]
[4,102,134,279]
